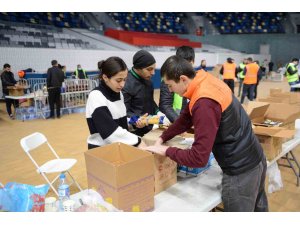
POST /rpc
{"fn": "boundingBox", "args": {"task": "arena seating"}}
[0,12,88,29]
[107,12,187,34]
[200,12,286,34]
[0,21,93,49]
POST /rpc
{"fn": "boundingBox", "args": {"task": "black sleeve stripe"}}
[92,106,119,140]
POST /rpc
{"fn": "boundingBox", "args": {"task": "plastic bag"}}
[0,182,49,212]
[267,162,283,193]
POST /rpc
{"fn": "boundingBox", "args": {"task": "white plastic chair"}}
[20,132,82,196]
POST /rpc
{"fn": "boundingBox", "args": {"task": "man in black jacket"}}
[1,63,18,119]
[122,50,160,137]
[159,46,192,123]
[47,60,65,119]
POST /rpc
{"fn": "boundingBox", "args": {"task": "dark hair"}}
[161,55,195,83]
[247,57,253,62]
[176,46,195,63]
[51,60,58,66]
[3,63,10,69]
[58,64,62,69]
[98,57,127,79]
[292,58,299,62]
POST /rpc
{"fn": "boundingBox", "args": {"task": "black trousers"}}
[223,79,235,94]
[48,87,61,117]
[5,98,19,115]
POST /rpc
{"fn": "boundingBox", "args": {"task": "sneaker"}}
[46,116,55,120]
[9,114,15,120]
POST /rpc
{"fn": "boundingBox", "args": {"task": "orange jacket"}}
[243,63,259,84]
[222,62,236,79]
[184,70,232,114]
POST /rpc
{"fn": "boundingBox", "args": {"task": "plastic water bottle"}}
[58,173,70,211]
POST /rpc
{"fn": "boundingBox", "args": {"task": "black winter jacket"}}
[1,71,17,95]
[159,81,187,123]
[47,66,65,88]
[122,69,159,136]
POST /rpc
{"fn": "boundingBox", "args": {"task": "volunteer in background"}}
[73,64,87,79]
[46,60,65,119]
[285,58,299,92]
[0,63,19,119]
[253,60,263,100]
[220,57,238,93]
[237,58,247,97]
[142,55,268,212]
[240,57,259,104]
[159,46,193,123]
[122,50,169,137]
[86,56,146,150]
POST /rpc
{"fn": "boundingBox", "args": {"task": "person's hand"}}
[142,145,169,156]
[137,140,147,148]
[157,111,171,126]
[154,137,163,146]
[136,113,148,128]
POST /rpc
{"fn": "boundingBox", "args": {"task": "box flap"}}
[245,102,270,120]
[254,126,295,138]
[265,103,300,124]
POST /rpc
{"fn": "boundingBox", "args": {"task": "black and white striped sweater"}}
[86,81,141,147]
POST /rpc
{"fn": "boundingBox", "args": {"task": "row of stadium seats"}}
[200,12,285,34]
[0,12,88,29]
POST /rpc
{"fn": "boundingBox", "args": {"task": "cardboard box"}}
[265,103,300,126]
[142,129,187,194]
[254,126,295,161]
[84,143,155,212]
[7,86,25,96]
[245,101,300,127]
[19,98,33,107]
[244,101,270,125]
[262,91,300,105]
[269,88,282,96]
[208,64,222,79]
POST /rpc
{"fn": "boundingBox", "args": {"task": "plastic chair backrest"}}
[20,132,47,153]
[295,119,300,138]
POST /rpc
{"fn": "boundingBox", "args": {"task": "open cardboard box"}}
[254,126,295,161]
[84,142,154,212]
[245,101,300,127]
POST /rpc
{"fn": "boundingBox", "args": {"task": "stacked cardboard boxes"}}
[84,143,155,211]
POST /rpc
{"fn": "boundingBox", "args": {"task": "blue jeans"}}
[289,81,300,92]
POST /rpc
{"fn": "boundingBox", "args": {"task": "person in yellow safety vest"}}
[240,57,260,104]
[237,59,247,97]
[74,64,87,79]
[220,57,238,94]
[159,46,194,123]
[285,58,299,92]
